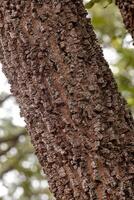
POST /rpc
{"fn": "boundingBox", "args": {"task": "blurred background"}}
[0,1,134,200]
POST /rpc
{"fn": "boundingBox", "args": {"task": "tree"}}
[116,0,134,40]
[86,1,134,113]
[0,0,133,199]
[0,94,53,200]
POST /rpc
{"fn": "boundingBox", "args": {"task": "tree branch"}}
[116,0,134,40]
[0,94,12,106]
[0,130,26,144]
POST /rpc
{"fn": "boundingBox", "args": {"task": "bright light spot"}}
[103,47,119,65]
[40,194,49,200]
[13,187,24,199]
[0,181,8,197]
[3,170,25,185]
[21,154,37,170]
[0,155,7,162]
[18,135,26,143]
[0,64,25,127]
[103,47,119,74]
[0,97,25,126]
[123,34,133,49]
[41,180,48,188]
[8,147,17,156]
[21,160,31,169]
[0,96,25,127]
[83,0,89,4]
[0,64,11,94]
[0,143,8,151]
[31,179,40,189]
[0,129,4,137]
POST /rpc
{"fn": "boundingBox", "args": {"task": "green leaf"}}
[85,0,113,9]
[85,0,100,9]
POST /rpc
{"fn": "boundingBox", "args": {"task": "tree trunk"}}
[116,0,134,39]
[0,1,134,199]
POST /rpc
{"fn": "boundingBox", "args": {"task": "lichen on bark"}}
[0,0,134,199]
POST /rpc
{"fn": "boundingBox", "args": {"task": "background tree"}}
[0,1,133,199]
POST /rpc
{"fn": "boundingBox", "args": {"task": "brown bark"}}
[0,0,134,199]
[116,0,134,40]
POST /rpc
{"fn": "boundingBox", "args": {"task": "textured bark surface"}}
[0,41,4,63]
[116,0,134,39]
[0,0,134,199]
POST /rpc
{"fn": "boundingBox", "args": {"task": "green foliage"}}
[85,0,113,9]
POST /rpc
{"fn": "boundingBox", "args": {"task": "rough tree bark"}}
[0,0,134,199]
[116,0,134,40]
